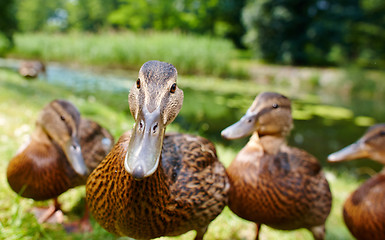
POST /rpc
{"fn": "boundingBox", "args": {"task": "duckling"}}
[18,60,46,79]
[221,92,332,240]
[86,60,229,239]
[7,99,114,225]
[328,123,385,240]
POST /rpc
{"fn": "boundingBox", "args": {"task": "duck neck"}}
[31,125,52,145]
[248,132,286,155]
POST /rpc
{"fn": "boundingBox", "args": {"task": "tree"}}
[348,0,385,68]
[108,0,179,30]
[216,0,247,48]
[12,0,246,47]
[242,0,364,66]
[0,0,17,55]
[108,0,246,47]
[16,0,61,32]
[65,0,119,32]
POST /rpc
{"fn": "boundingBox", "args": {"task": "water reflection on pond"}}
[2,58,383,174]
[47,64,137,94]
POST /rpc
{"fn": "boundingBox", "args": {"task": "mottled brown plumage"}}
[328,123,385,240]
[222,92,332,240]
[86,60,229,239]
[19,60,46,79]
[79,118,114,171]
[7,99,114,221]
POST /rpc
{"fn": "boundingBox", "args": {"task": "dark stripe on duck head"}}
[254,104,291,120]
[50,100,80,136]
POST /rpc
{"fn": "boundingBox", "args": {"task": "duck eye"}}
[272,103,279,109]
[60,116,65,121]
[170,83,176,93]
[136,78,141,89]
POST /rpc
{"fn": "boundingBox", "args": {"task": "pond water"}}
[2,58,384,175]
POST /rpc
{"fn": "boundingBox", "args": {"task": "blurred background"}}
[0,0,384,239]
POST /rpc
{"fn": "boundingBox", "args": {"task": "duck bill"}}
[64,137,89,176]
[328,141,369,162]
[124,109,165,180]
[221,112,257,140]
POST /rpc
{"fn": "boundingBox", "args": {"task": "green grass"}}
[0,68,362,239]
[9,32,244,78]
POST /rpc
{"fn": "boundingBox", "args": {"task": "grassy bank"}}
[9,32,246,78]
[0,67,360,239]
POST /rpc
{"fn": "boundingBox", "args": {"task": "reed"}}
[11,32,238,77]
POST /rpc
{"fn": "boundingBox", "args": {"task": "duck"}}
[328,123,385,240]
[221,92,332,240]
[7,99,114,226]
[18,60,46,79]
[86,60,229,239]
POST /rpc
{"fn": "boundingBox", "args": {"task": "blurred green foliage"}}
[0,0,16,56]
[14,0,246,48]
[2,0,384,68]
[242,0,385,68]
[107,0,246,48]
[65,0,119,32]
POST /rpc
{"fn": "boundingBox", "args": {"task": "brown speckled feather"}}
[7,139,76,200]
[86,132,229,239]
[228,145,331,230]
[342,173,385,240]
[79,118,114,171]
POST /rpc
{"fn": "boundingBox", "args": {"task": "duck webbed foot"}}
[32,198,63,224]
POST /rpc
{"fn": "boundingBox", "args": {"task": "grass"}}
[0,67,362,240]
[9,32,245,78]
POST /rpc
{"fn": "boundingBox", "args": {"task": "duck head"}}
[221,92,292,140]
[125,61,184,180]
[328,124,385,165]
[38,99,88,176]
